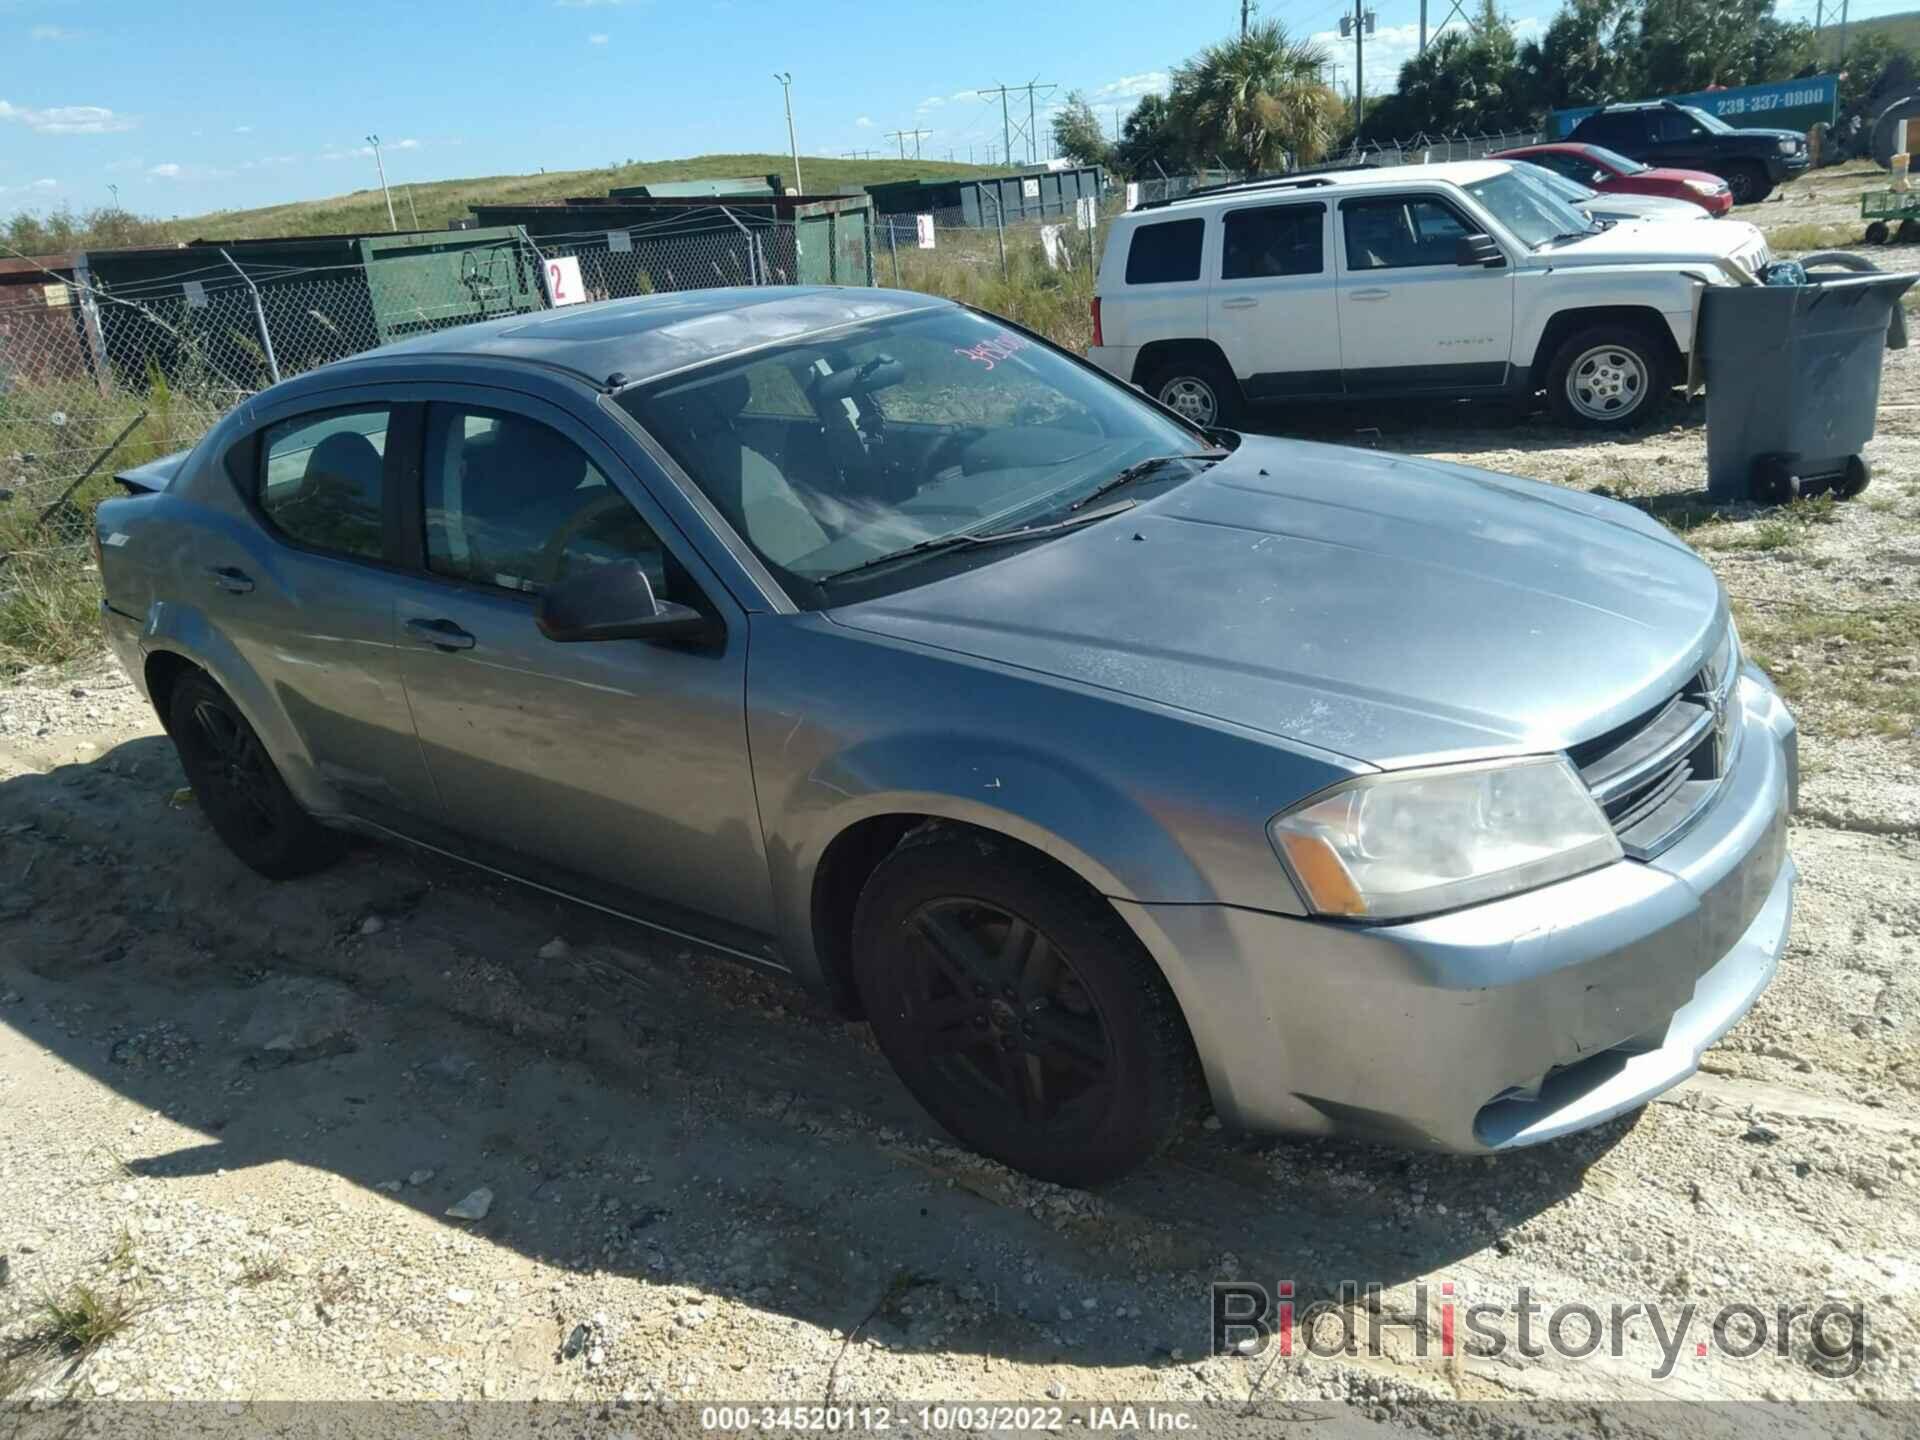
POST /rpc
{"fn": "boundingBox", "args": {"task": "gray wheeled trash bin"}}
[1700,265,1917,503]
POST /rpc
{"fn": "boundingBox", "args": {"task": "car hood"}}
[1537,217,1767,274]
[1635,165,1729,188]
[830,438,1726,771]
[1583,193,1708,221]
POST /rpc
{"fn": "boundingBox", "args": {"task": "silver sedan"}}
[93,287,1796,1185]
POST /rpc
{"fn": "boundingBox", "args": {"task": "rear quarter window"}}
[1124,218,1205,285]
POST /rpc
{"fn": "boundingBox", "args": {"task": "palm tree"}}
[1168,21,1339,175]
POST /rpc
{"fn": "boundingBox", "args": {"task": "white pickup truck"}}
[1087,159,1770,430]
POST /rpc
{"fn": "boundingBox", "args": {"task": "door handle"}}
[405,617,476,652]
[1350,288,1391,302]
[1219,297,1259,310]
[206,565,254,594]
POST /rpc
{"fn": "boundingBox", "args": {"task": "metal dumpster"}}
[1700,263,1917,502]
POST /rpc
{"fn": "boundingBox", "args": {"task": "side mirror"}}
[535,560,718,645]
[1455,233,1507,268]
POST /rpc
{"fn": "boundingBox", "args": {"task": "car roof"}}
[342,285,947,387]
[1139,160,1511,214]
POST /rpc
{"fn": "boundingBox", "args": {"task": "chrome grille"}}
[1570,624,1740,859]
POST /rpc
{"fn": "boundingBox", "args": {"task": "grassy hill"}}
[166,153,1002,242]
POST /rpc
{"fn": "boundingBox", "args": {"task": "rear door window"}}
[1124,218,1205,284]
[258,406,390,561]
[1221,203,1324,279]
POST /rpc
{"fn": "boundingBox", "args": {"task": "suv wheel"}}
[1725,164,1771,205]
[851,834,1198,1187]
[1144,357,1240,428]
[1546,324,1668,430]
[168,670,345,879]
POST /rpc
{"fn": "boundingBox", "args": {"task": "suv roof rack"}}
[1134,166,1373,211]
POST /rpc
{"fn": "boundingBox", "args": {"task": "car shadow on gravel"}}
[0,737,1623,1371]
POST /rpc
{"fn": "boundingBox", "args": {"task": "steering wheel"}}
[537,492,654,586]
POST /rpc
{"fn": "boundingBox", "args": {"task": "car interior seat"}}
[673,373,830,569]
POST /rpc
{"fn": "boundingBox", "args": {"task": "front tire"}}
[851,834,1197,1187]
[168,671,344,880]
[1545,324,1669,430]
[1143,356,1241,429]
[1725,164,1772,205]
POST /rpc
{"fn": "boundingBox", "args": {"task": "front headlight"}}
[1684,178,1724,196]
[1268,757,1623,923]
[1778,139,1798,155]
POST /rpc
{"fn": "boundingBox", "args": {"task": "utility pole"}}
[366,134,397,232]
[1420,0,1427,53]
[1241,0,1251,36]
[107,183,118,208]
[886,127,931,159]
[1339,5,1374,131]
[978,80,1056,168]
[774,73,803,194]
[1838,0,1851,62]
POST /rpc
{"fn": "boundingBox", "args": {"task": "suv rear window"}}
[1124,218,1204,284]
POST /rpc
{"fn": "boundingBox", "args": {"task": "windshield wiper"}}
[820,499,1138,584]
[1068,451,1224,512]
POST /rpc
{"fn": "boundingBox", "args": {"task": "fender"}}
[137,600,344,820]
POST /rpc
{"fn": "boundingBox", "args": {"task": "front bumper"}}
[1117,669,1797,1153]
[1766,152,1811,182]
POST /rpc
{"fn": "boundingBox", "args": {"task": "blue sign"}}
[1553,74,1839,139]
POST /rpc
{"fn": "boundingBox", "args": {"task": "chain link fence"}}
[1329,127,1547,168]
[3,214,859,571]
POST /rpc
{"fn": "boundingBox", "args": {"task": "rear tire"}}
[1865,220,1892,246]
[1143,355,1242,430]
[1545,324,1669,430]
[168,671,344,880]
[851,834,1197,1187]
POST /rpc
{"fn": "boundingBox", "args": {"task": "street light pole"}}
[774,73,804,194]
[366,134,397,231]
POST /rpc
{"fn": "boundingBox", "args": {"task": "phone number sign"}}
[1554,74,1837,138]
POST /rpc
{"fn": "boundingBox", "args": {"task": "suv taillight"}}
[1091,296,1103,348]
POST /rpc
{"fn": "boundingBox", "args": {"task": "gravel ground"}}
[2,179,1917,1433]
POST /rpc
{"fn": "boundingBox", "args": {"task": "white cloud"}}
[30,25,89,41]
[237,154,301,170]
[916,95,947,112]
[588,31,608,43]
[323,136,424,160]
[0,177,61,194]
[1093,72,1170,102]
[0,99,137,135]
[234,124,253,134]
[855,115,873,128]
[147,160,231,181]
[147,162,181,178]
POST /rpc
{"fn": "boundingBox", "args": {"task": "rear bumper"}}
[1086,344,1138,384]
[1117,670,1797,1153]
[100,600,151,705]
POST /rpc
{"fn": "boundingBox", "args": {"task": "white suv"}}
[1088,160,1770,430]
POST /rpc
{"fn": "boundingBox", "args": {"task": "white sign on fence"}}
[1124,182,1140,211]
[182,280,207,309]
[607,230,633,253]
[1074,196,1097,231]
[915,214,936,250]
[545,255,586,306]
[1022,178,1040,199]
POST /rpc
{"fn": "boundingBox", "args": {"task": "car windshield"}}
[1580,144,1648,175]
[1684,106,1736,135]
[1467,168,1597,248]
[1513,162,1597,204]
[615,308,1208,598]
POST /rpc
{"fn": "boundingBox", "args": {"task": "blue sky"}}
[0,0,1902,220]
